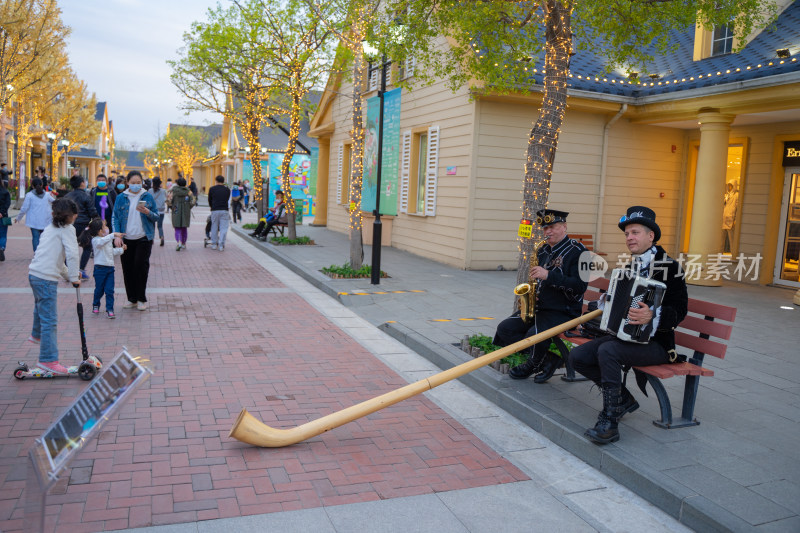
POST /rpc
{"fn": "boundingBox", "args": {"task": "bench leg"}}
[649,375,701,429]
[648,375,674,429]
[554,337,588,382]
[676,374,701,428]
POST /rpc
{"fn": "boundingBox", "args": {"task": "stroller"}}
[203,215,212,247]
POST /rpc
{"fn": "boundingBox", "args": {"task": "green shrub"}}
[467,334,573,367]
[321,262,387,279]
[270,235,313,245]
[242,223,258,229]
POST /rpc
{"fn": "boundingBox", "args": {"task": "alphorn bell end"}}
[229,408,299,448]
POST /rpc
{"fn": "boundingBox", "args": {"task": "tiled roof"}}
[66,147,102,160]
[522,2,800,98]
[95,102,106,121]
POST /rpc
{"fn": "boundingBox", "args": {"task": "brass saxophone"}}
[514,240,547,324]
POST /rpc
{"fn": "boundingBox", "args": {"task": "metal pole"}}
[370,54,387,285]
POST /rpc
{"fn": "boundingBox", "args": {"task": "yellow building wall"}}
[469,102,687,270]
[324,44,475,268]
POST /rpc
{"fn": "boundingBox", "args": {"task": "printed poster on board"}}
[362,87,401,216]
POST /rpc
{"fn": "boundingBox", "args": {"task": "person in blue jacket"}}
[111,171,159,311]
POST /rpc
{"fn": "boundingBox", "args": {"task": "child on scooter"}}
[80,218,125,319]
[27,198,81,375]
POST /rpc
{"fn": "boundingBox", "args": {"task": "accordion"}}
[600,269,666,344]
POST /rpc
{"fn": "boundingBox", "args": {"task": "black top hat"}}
[536,209,569,227]
[618,206,661,242]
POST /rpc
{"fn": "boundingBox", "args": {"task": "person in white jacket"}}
[27,198,81,375]
[15,178,55,252]
[82,217,125,319]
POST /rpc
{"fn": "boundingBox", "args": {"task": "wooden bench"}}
[554,276,738,429]
[267,222,288,237]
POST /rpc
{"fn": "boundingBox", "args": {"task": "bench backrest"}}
[581,277,737,360]
[571,234,594,252]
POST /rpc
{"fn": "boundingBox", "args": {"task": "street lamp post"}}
[364,49,392,285]
[46,133,56,183]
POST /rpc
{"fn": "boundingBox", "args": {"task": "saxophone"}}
[514,240,547,324]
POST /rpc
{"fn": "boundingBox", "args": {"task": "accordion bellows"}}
[600,269,666,344]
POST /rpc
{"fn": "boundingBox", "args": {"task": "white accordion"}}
[600,269,666,344]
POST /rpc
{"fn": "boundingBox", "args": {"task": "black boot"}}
[509,350,545,380]
[585,385,622,445]
[618,385,639,420]
[533,352,563,384]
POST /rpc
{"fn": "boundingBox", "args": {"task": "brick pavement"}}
[0,212,527,532]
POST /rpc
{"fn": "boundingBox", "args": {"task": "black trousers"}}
[121,237,153,303]
[74,223,92,270]
[232,201,242,223]
[569,335,669,388]
[493,311,573,359]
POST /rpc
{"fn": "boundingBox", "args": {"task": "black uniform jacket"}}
[535,236,588,318]
[643,246,689,353]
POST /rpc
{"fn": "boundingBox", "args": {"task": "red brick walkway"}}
[0,212,527,532]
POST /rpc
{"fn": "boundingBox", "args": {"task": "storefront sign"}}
[783,141,800,167]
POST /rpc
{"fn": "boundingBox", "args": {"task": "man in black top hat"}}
[569,206,688,445]
[493,209,588,383]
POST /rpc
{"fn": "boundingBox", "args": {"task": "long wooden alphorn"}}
[229,309,601,447]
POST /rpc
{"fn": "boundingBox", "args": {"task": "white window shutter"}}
[336,144,343,204]
[406,55,416,78]
[399,131,411,214]
[369,69,379,91]
[424,126,439,216]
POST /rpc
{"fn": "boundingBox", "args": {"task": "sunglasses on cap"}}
[618,211,645,224]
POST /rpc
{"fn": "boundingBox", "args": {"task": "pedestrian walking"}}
[150,177,167,247]
[0,179,10,262]
[112,171,159,311]
[242,179,251,212]
[26,198,81,375]
[230,180,243,224]
[80,217,125,319]
[64,175,98,280]
[207,175,231,251]
[14,178,56,252]
[91,174,115,228]
[167,177,195,250]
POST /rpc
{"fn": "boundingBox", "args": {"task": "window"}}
[400,125,439,216]
[711,24,733,56]
[336,143,352,204]
[397,56,416,80]
[415,133,428,213]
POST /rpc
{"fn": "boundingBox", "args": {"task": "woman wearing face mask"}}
[111,171,159,311]
[15,178,57,252]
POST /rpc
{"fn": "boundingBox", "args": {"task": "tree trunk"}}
[244,116,265,219]
[280,79,302,241]
[349,51,367,269]
[516,0,572,287]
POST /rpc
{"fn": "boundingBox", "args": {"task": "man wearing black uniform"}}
[494,209,588,382]
[569,206,688,445]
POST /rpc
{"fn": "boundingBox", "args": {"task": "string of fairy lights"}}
[471,41,799,90]
[517,5,572,282]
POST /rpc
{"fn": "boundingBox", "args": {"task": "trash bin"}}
[293,199,303,224]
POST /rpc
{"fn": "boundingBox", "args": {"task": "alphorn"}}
[230,309,602,447]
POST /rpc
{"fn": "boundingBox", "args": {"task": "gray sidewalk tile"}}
[663,465,795,526]
[324,494,469,533]
[436,481,596,533]
[749,480,800,515]
[196,508,336,533]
